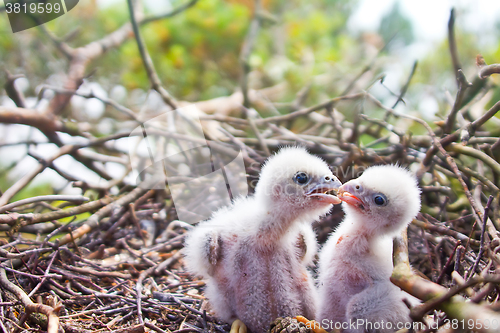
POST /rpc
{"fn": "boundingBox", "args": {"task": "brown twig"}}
[127,0,178,110]
[0,195,89,214]
[391,263,500,332]
[57,187,154,246]
[479,64,500,79]
[0,196,113,226]
[468,196,494,280]
[447,8,462,84]
[0,269,60,333]
[240,0,262,108]
[443,70,471,134]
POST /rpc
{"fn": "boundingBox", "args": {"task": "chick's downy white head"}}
[255,147,341,212]
[338,165,421,235]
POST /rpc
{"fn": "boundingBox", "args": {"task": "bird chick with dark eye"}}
[184,147,342,333]
[316,165,421,333]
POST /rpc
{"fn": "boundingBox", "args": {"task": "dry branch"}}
[391,263,500,333]
[0,3,500,333]
[0,269,60,333]
[57,186,153,246]
[0,196,113,226]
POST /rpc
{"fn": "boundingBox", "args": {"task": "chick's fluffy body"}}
[317,165,421,333]
[185,147,341,333]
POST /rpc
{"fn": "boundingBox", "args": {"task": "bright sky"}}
[349,0,500,45]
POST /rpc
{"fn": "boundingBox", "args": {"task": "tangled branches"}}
[0,3,500,333]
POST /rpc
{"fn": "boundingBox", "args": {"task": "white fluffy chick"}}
[317,165,421,333]
[184,147,342,333]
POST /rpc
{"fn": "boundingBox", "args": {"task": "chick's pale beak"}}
[305,177,342,205]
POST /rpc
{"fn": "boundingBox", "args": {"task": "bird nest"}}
[1,79,500,332]
[1,6,500,333]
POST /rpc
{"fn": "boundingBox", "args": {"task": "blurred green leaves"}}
[0,0,499,125]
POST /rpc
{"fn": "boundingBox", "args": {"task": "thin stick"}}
[444,70,471,134]
[240,0,262,107]
[255,92,365,125]
[0,195,89,213]
[0,196,113,226]
[127,0,178,110]
[479,63,500,79]
[0,269,60,333]
[28,250,59,298]
[57,187,153,246]
[468,196,494,280]
[448,8,462,84]
[436,241,460,284]
[0,145,74,207]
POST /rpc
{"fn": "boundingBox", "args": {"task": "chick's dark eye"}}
[374,195,386,206]
[294,172,310,185]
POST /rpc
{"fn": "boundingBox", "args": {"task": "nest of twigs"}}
[1,4,500,333]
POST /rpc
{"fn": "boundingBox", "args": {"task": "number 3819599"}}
[5,2,62,14]
[443,319,499,330]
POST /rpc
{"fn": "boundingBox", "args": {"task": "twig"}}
[4,71,26,108]
[28,249,59,298]
[127,0,178,110]
[0,247,54,260]
[141,0,199,24]
[479,64,500,79]
[244,107,270,155]
[0,195,89,213]
[436,241,460,284]
[410,274,500,321]
[447,143,500,175]
[0,196,113,226]
[129,203,146,243]
[443,70,471,133]
[447,8,462,84]
[0,292,8,333]
[468,196,494,280]
[240,0,262,107]
[391,263,500,332]
[144,322,169,333]
[456,164,500,194]
[454,245,465,273]
[62,264,132,279]
[0,145,75,207]
[382,60,418,124]
[412,219,480,246]
[422,98,500,167]
[0,266,61,279]
[154,251,183,275]
[136,266,155,325]
[255,92,365,125]
[57,187,154,246]
[0,269,60,333]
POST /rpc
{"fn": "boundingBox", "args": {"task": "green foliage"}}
[11,182,53,202]
[0,0,362,102]
[140,0,251,99]
[0,0,498,128]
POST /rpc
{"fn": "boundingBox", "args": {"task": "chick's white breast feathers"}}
[317,165,421,332]
[184,147,342,333]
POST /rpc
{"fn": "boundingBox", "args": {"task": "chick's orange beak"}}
[338,190,363,207]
